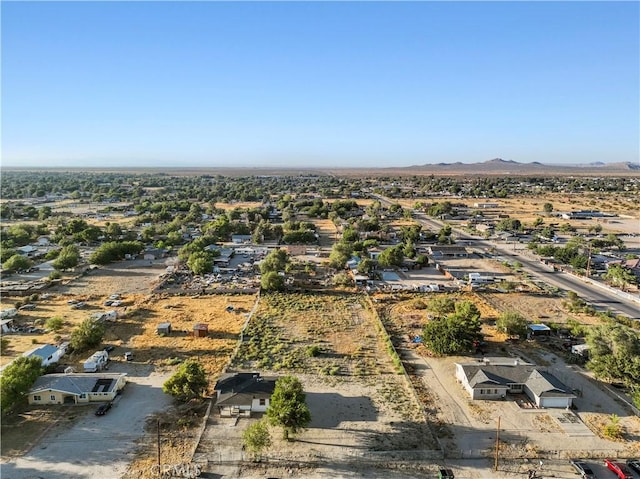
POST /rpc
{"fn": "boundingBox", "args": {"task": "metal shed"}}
[157,322,172,335]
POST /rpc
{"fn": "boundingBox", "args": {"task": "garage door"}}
[540,397,571,408]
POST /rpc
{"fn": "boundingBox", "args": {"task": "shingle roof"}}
[214,373,276,407]
[459,364,573,397]
[29,373,126,396]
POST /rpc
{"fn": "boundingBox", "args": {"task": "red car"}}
[604,459,633,479]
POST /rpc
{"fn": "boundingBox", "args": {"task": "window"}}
[50,395,56,401]
[33,395,41,401]
[480,389,486,394]
[80,394,86,399]
[259,398,266,406]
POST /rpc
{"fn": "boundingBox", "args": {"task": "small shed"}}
[193,323,209,338]
[527,324,551,337]
[157,322,172,335]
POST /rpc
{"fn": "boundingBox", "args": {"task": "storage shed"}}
[157,322,172,335]
[193,323,209,338]
[527,324,551,337]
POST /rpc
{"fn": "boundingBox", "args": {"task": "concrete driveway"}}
[1,363,172,479]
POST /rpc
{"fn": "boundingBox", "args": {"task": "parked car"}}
[18,304,36,311]
[111,300,124,307]
[626,460,640,474]
[604,459,633,479]
[570,460,596,479]
[95,402,112,416]
[438,469,455,479]
[103,345,115,353]
[124,351,133,361]
[71,301,86,309]
[104,300,114,306]
[109,294,121,300]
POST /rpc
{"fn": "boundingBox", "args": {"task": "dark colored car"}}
[604,459,632,479]
[103,345,115,353]
[570,460,596,479]
[626,460,640,474]
[95,402,112,416]
[438,469,455,479]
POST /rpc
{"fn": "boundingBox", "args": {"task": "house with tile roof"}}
[213,372,277,417]
[28,373,127,405]
[455,359,575,408]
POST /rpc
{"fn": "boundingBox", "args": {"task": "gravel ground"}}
[1,363,173,479]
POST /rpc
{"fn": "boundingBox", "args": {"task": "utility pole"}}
[157,418,161,469]
[494,416,501,471]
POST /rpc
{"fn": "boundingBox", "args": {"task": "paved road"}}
[374,195,640,320]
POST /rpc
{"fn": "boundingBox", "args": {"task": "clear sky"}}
[1,1,638,168]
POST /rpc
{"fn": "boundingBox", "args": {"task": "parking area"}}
[1,363,172,479]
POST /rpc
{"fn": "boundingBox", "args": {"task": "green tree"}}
[45,316,65,332]
[2,254,32,273]
[328,242,353,270]
[0,356,43,414]
[603,264,637,290]
[261,271,285,291]
[357,258,374,275]
[266,376,311,440]
[543,203,554,214]
[377,245,404,268]
[162,359,208,402]
[260,249,290,274]
[187,251,214,275]
[242,420,271,461]
[422,300,482,355]
[496,311,528,338]
[586,323,640,387]
[70,318,106,352]
[427,296,456,317]
[52,245,80,271]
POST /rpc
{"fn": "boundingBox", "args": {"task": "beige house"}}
[28,373,127,405]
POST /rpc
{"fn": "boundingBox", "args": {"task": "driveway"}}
[1,363,172,479]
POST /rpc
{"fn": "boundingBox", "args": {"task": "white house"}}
[28,373,127,405]
[214,373,277,417]
[455,359,575,408]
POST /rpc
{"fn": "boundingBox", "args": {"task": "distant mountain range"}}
[396,158,640,174]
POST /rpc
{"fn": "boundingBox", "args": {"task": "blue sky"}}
[1,1,638,168]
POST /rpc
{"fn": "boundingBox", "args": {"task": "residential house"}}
[427,246,470,258]
[28,373,127,405]
[455,359,575,408]
[214,372,277,417]
[231,234,253,244]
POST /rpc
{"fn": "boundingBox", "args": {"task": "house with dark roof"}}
[28,373,127,405]
[213,372,277,417]
[455,359,575,408]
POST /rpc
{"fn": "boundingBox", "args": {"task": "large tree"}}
[52,245,80,271]
[422,300,482,355]
[587,323,640,387]
[2,254,32,273]
[266,376,311,440]
[260,249,290,274]
[377,245,404,268]
[496,311,528,338]
[1,356,43,414]
[162,359,208,402]
[70,318,106,352]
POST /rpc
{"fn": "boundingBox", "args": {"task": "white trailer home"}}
[83,350,109,372]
